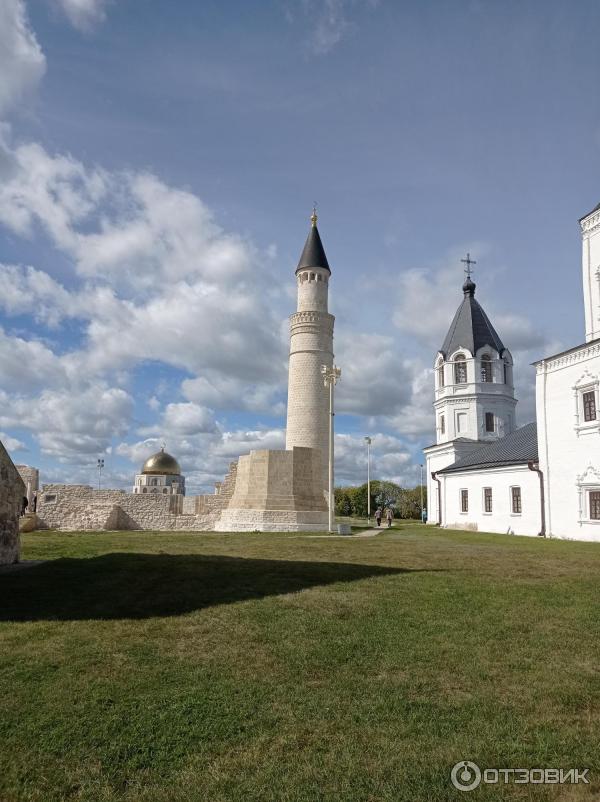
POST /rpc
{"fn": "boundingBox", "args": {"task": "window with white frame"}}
[583,390,597,422]
[454,354,467,384]
[510,486,522,514]
[456,412,467,434]
[481,354,493,383]
[485,412,495,433]
[573,372,600,434]
[437,361,445,388]
[440,414,445,435]
[483,487,492,513]
[590,491,600,520]
[460,489,468,513]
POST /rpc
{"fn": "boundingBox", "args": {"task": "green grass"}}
[1,525,599,801]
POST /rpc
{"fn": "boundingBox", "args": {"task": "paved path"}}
[296,528,386,539]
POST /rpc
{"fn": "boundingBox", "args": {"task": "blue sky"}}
[0,0,598,492]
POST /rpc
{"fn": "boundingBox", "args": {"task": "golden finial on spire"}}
[310,202,318,227]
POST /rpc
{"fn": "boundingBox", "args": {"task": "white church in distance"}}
[425,203,600,541]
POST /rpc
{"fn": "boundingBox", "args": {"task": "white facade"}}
[581,204,600,342]
[536,339,600,540]
[434,347,516,444]
[285,216,334,490]
[438,465,541,536]
[133,473,185,495]
[426,204,600,542]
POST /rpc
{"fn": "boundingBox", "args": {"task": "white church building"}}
[425,205,600,541]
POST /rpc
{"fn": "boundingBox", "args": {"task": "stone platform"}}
[215,446,328,532]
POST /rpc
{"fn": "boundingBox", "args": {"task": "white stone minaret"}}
[580,203,600,343]
[285,209,334,489]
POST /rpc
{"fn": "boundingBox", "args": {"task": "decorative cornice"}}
[536,341,600,373]
[581,211,600,235]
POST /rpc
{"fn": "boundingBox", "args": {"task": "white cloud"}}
[55,0,110,31]
[297,0,379,55]
[0,431,26,453]
[0,0,46,116]
[335,432,414,486]
[0,384,133,463]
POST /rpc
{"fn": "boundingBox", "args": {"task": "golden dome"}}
[141,447,181,476]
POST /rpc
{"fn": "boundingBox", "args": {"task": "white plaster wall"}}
[425,440,492,525]
[536,343,600,541]
[581,209,600,343]
[433,348,516,445]
[441,465,541,536]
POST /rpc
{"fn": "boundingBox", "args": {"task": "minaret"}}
[285,208,334,489]
[433,258,517,443]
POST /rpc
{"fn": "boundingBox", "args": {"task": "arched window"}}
[503,359,511,385]
[437,361,445,388]
[454,354,467,384]
[481,354,492,383]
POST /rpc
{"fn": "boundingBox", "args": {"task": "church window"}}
[583,390,597,422]
[481,355,492,383]
[504,360,509,384]
[437,363,445,388]
[511,486,522,514]
[310,272,315,281]
[483,487,492,513]
[590,491,600,520]
[454,355,467,384]
[440,415,445,435]
[317,274,322,281]
[485,412,495,432]
[460,489,468,513]
[456,412,467,433]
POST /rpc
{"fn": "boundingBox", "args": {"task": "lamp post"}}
[419,463,424,523]
[322,364,341,533]
[364,436,372,526]
[97,458,104,491]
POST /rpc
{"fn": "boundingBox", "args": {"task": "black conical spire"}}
[295,207,331,274]
[440,257,505,356]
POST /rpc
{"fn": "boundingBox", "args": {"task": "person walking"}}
[375,507,382,527]
[385,507,393,528]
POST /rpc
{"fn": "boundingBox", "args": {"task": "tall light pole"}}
[322,364,341,533]
[364,436,372,526]
[97,458,104,490]
[419,463,424,523]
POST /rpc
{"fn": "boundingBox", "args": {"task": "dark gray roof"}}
[438,422,538,474]
[440,280,505,357]
[296,224,331,274]
[579,202,600,223]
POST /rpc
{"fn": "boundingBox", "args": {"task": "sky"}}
[0,0,599,493]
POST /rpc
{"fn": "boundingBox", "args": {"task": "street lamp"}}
[419,463,424,523]
[97,458,104,490]
[364,436,372,526]
[322,364,341,533]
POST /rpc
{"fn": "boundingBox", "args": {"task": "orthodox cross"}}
[461,252,476,279]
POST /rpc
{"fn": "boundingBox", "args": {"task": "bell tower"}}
[433,257,517,444]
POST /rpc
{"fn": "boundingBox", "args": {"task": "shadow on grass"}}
[0,553,431,621]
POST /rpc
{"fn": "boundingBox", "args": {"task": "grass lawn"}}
[1,525,599,801]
